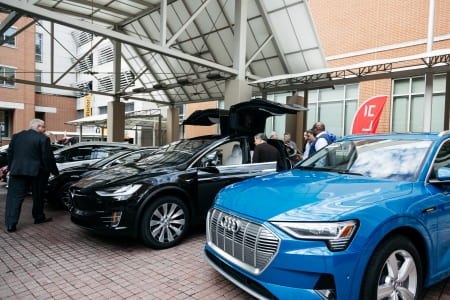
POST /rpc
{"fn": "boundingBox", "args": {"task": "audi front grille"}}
[206,208,280,275]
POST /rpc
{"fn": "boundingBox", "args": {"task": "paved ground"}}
[0,184,449,300]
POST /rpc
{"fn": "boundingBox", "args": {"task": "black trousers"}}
[5,173,49,227]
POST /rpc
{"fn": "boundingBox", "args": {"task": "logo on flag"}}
[351,95,388,134]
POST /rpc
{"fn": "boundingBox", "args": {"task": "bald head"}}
[312,122,325,135]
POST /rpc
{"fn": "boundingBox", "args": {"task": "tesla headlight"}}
[96,184,143,201]
[271,220,358,251]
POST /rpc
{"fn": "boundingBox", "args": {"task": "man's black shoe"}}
[34,217,53,224]
[7,225,16,232]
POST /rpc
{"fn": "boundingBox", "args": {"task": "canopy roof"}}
[0,0,327,105]
[65,109,162,129]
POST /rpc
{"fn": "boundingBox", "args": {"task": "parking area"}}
[0,184,448,299]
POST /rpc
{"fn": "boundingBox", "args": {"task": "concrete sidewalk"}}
[0,185,448,299]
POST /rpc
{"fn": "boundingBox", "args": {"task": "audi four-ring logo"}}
[219,215,241,233]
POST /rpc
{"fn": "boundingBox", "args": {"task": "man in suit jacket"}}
[252,133,283,171]
[5,119,59,232]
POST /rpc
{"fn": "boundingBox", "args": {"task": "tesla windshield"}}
[138,138,216,166]
[297,139,432,181]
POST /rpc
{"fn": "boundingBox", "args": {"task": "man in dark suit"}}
[252,133,283,171]
[5,119,59,232]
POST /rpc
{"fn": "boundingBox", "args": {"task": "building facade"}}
[0,14,78,145]
[306,0,450,135]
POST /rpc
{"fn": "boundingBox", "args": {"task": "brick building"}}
[0,14,77,145]
[308,0,450,134]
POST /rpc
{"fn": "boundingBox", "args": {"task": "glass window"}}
[307,83,359,137]
[431,94,445,132]
[98,106,107,114]
[393,79,410,94]
[433,74,446,92]
[35,70,42,93]
[392,75,446,133]
[35,33,43,63]
[125,102,134,112]
[0,110,11,138]
[411,77,425,94]
[0,66,15,88]
[1,27,16,47]
[392,96,408,132]
[410,95,424,132]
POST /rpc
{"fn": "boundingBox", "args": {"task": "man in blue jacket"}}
[309,122,334,156]
[5,119,59,232]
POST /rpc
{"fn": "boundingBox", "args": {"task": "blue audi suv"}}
[204,132,450,299]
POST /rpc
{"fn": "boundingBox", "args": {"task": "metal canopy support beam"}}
[233,0,247,80]
[246,34,273,68]
[166,0,212,47]
[0,0,239,76]
[255,0,290,74]
[54,37,106,85]
[0,11,20,36]
[160,0,167,46]
[0,18,34,46]
[50,22,54,83]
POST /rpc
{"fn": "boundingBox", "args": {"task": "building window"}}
[392,74,446,133]
[35,111,45,121]
[35,70,42,93]
[0,66,16,88]
[35,32,43,63]
[77,109,84,119]
[265,92,292,137]
[1,27,16,48]
[0,110,11,138]
[306,84,359,137]
[98,106,107,114]
[125,102,134,112]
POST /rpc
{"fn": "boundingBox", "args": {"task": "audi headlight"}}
[271,220,358,251]
[96,184,143,201]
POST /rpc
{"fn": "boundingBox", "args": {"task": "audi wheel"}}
[360,235,423,300]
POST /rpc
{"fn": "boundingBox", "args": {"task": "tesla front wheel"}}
[140,196,189,249]
[361,235,423,300]
[57,181,76,210]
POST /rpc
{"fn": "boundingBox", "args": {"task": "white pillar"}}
[166,106,180,143]
[224,79,253,109]
[107,101,125,142]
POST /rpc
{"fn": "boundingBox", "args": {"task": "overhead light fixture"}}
[152,83,167,90]
[132,87,147,93]
[206,72,231,80]
[176,78,193,85]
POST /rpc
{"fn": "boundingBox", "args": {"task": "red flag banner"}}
[351,95,388,134]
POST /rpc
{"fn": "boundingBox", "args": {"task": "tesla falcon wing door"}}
[183,108,230,134]
[229,98,308,135]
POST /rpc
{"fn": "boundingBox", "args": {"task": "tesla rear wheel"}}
[361,235,423,300]
[140,196,189,249]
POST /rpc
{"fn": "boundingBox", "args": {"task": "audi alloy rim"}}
[377,249,418,300]
[149,202,186,243]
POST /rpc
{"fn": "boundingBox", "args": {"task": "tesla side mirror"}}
[430,166,450,184]
[199,166,220,174]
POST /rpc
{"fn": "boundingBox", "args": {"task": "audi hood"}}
[213,170,413,221]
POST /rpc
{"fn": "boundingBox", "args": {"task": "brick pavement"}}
[0,184,448,300]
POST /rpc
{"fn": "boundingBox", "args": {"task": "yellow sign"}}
[83,94,92,117]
